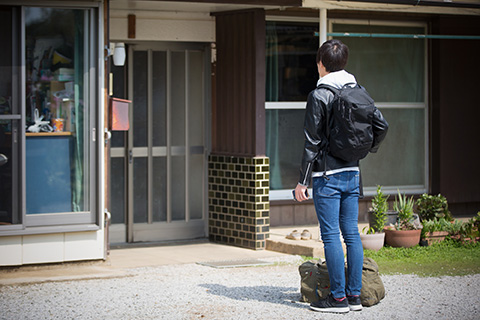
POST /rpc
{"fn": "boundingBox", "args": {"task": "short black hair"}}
[316,39,349,72]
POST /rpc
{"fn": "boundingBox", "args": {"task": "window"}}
[0,5,98,232]
[265,20,319,198]
[331,21,427,195]
[0,6,21,226]
[266,19,427,199]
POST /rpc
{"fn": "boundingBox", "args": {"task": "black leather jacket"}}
[298,86,389,186]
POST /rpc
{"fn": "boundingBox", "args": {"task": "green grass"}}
[300,239,480,277]
[364,239,480,277]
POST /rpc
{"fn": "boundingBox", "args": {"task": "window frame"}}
[0,2,102,236]
[266,16,429,200]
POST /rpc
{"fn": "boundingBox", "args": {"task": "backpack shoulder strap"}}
[318,82,357,91]
[341,82,358,89]
[316,83,339,94]
[315,84,338,179]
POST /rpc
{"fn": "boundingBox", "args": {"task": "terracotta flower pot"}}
[424,231,449,245]
[360,232,385,251]
[384,228,421,248]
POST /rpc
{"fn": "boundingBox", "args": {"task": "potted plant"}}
[360,227,385,251]
[384,191,422,248]
[421,217,451,245]
[416,193,453,222]
[361,186,387,251]
[368,186,388,232]
[368,186,398,229]
[457,212,480,243]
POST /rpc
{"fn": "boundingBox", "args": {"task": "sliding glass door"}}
[0,6,21,227]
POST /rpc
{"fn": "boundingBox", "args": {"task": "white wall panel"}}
[0,237,23,266]
[23,234,64,264]
[110,10,214,42]
[64,231,104,261]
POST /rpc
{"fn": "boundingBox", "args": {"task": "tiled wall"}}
[208,155,270,250]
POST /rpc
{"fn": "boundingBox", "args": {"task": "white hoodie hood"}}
[317,70,357,89]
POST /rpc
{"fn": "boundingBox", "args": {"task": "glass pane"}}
[111,157,125,224]
[133,157,148,223]
[152,157,167,222]
[0,120,19,224]
[362,108,425,187]
[0,7,20,224]
[25,7,90,213]
[133,51,147,147]
[332,24,425,103]
[171,155,185,221]
[189,154,203,220]
[171,51,185,146]
[266,21,319,102]
[26,136,73,213]
[111,63,126,99]
[111,131,125,148]
[188,51,204,146]
[111,62,126,148]
[266,109,305,190]
[152,51,167,147]
[0,6,14,115]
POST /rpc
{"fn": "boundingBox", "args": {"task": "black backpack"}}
[318,83,376,163]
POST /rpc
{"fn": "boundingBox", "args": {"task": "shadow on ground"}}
[199,284,306,309]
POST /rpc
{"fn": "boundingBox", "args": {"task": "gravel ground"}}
[1,256,479,320]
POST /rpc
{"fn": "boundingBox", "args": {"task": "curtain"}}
[72,11,85,212]
[265,22,283,190]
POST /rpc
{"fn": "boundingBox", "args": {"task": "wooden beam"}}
[148,0,302,6]
[128,14,136,39]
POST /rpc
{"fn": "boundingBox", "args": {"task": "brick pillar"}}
[208,155,270,249]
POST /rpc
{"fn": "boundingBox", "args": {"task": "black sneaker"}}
[310,294,350,313]
[347,295,363,311]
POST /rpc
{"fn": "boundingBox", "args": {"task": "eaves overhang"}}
[302,0,480,15]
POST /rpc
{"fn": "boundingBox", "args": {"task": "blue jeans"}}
[313,171,363,298]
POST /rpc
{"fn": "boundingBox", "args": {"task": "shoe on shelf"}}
[310,294,350,314]
[347,295,363,311]
[285,230,301,240]
[301,229,312,240]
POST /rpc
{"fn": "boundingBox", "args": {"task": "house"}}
[1,0,479,266]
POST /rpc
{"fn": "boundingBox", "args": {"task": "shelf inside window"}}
[26,132,72,137]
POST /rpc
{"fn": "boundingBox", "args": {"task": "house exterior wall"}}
[431,14,480,216]
[267,9,480,226]
[2,1,478,265]
[0,231,104,266]
[110,10,214,42]
[209,9,270,248]
[212,9,266,156]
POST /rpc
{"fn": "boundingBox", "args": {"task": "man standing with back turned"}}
[294,39,389,313]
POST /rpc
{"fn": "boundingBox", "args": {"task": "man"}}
[294,39,389,313]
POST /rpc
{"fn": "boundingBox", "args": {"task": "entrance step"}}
[266,236,325,258]
[266,226,325,258]
[266,224,369,258]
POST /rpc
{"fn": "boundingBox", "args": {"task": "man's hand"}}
[294,183,309,202]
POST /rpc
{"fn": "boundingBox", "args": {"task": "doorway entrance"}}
[109,42,209,243]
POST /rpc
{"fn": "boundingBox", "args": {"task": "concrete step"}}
[267,225,325,258]
[267,223,370,258]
